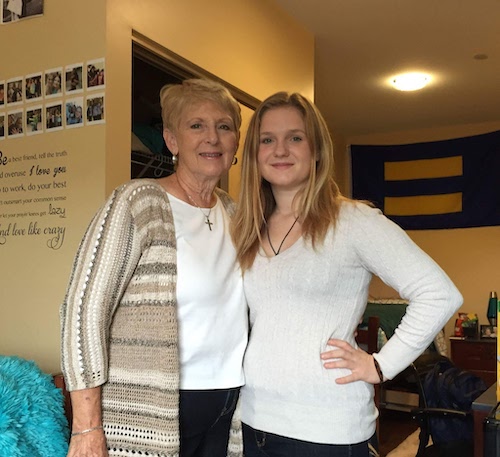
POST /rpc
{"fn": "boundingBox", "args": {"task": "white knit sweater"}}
[241,201,462,445]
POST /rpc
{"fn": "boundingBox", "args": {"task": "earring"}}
[232,156,238,166]
[172,154,178,166]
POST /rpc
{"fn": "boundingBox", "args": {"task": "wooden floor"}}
[378,409,419,456]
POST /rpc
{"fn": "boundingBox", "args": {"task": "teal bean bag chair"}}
[0,356,69,457]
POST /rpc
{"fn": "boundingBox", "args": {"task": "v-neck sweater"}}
[241,201,462,444]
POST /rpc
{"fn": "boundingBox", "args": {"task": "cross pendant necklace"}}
[202,212,213,231]
[176,174,214,231]
[186,195,213,231]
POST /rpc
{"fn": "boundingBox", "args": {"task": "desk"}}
[472,383,496,457]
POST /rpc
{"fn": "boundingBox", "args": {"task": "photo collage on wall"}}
[0,58,105,141]
[1,0,44,24]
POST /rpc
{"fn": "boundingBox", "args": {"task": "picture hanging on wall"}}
[0,56,109,139]
[25,72,42,102]
[45,101,63,132]
[26,105,43,135]
[65,63,83,94]
[1,0,44,24]
[86,93,105,125]
[0,113,5,140]
[44,68,63,98]
[7,109,24,138]
[65,97,84,129]
[86,58,105,91]
[6,77,23,106]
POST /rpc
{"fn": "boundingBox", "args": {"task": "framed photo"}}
[6,76,23,105]
[26,105,43,135]
[86,93,105,125]
[45,102,63,132]
[0,113,5,140]
[65,63,83,94]
[7,110,24,138]
[480,325,497,339]
[25,72,42,101]
[44,67,63,98]
[2,0,44,23]
[86,58,105,90]
[65,97,84,128]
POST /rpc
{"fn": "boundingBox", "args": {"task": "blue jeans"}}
[179,388,240,457]
[243,423,370,457]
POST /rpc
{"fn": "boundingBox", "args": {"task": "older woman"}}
[61,79,247,457]
[231,92,462,457]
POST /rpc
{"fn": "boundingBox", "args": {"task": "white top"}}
[241,201,462,444]
[169,193,248,390]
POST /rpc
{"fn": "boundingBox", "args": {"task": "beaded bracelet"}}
[373,357,384,383]
[71,425,104,437]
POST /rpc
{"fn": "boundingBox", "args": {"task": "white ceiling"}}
[273,0,500,138]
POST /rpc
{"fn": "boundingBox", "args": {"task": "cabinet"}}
[450,337,496,387]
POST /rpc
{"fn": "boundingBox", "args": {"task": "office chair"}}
[409,354,486,457]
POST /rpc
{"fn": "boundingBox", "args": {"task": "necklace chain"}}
[176,174,214,231]
[267,217,299,256]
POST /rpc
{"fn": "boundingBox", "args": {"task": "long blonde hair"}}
[231,91,345,272]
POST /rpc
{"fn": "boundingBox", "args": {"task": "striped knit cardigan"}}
[61,179,243,457]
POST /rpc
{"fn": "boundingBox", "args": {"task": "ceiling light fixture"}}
[391,72,431,91]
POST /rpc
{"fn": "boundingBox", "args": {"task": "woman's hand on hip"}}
[320,338,381,385]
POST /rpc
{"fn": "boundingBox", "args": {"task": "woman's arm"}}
[67,387,108,457]
[61,188,139,391]
[353,207,463,379]
[321,203,462,383]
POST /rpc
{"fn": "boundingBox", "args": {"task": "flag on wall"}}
[350,130,500,230]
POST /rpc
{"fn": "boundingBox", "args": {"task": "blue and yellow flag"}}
[350,130,500,230]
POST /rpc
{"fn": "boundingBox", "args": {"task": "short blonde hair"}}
[160,78,242,140]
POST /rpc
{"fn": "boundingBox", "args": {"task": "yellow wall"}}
[0,1,106,373]
[105,0,315,196]
[0,1,314,373]
[346,121,500,344]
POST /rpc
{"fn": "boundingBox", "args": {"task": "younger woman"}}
[231,92,462,457]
